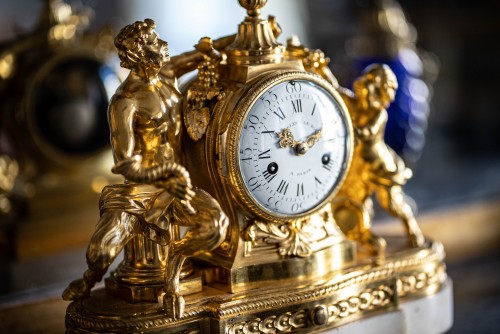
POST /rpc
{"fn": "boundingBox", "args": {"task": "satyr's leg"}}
[162,189,229,318]
[376,186,425,247]
[62,211,141,300]
[162,250,186,319]
[143,191,175,246]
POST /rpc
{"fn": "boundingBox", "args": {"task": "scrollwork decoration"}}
[227,311,307,334]
[246,219,326,257]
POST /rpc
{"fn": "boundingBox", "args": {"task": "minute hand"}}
[305,129,322,148]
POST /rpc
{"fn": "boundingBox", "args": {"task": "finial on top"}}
[227,0,283,65]
[238,0,267,17]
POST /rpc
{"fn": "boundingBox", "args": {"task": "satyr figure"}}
[62,19,229,318]
[333,64,425,256]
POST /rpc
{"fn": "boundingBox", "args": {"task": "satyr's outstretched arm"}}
[161,34,236,79]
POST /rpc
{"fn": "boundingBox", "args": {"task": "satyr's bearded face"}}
[115,19,170,71]
[142,31,170,69]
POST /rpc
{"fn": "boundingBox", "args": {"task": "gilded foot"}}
[408,231,425,248]
[360,230,387,260]
[62,278,91,301]
[407,219,425,247]
[163,293,185,319]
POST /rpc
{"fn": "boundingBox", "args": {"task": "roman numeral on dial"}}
[314,176,322,187]
[323,160,334,171]
[262,170,277,183]
[273,107,286,121]
[258,149,271,159]
[277,180,289,195]
[297,183,304,196]
[291,99,302,113]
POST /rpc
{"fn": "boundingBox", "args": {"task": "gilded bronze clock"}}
[63,1,451,333]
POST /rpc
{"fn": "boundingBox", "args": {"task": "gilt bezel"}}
[227,70,354,222]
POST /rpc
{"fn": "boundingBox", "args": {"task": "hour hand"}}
[277,127,297,148]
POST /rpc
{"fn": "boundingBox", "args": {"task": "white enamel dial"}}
[238,79,350,216]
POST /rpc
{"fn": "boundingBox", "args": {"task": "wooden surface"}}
[0,298,68,333]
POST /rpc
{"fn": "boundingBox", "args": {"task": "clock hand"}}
[277,127,298,148]
[277,128,323,156]
[294,128,323,156]
[305,128,322,149]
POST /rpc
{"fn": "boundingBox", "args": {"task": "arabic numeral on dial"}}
[244,124,256,134]
[260,91,278,108]
[267,197,282,210]
[248,115,259,125]
[240,147,252,156]
[291,202,303,213]
[240,147,252,165]
[248,177,258,186]
[286,81,302,94]
[248,177,261,191]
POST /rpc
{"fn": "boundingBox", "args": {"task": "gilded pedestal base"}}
[321,278,453,334]
[208,239,356,293]
[65,239,447,333]
[105,273,202,303]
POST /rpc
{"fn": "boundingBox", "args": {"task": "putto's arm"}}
[337,86,356,111]
[365,107,388,137]
[108,96,136,163]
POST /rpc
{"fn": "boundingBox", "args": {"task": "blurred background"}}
[0,0,499,332]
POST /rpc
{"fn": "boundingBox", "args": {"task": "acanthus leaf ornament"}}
[247,219,329,257]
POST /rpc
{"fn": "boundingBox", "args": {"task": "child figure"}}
[333,64,425,257]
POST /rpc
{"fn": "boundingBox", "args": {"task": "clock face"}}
[237,79,351,216]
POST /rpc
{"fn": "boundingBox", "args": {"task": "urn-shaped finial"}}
[228,0,284,65]
[238,0,267,17]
